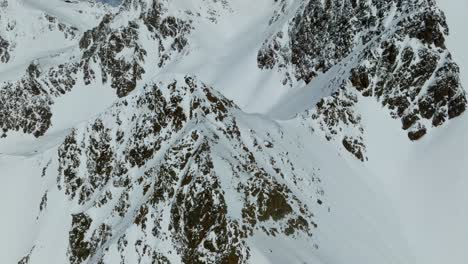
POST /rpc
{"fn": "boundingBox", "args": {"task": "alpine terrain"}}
[1,0,467,263]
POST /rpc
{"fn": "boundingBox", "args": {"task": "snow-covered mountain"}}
[1,0,467,263]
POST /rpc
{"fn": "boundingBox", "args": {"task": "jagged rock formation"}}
[259,0,467,145]
[303,86,366,161]
[0,35,10,63]
[37,76,319,263]
[0,62,78,137]
[79,0,192,97]
[0,0,191,137]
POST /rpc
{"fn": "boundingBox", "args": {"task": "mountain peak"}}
[1,1,467,263]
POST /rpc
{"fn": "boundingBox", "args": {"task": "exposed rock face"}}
[78,0,193,98]
[304,85,366,161]
[0,0,191,137]
[0,0,12,64]
[48,76,319,263]
[259,0,467,149]
[0,62,78,137]
[0,36,10,63]
[78,0,193,97]
[79,13,147,97]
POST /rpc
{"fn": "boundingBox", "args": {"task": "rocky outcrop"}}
[259,0,467,157]
[0,36,10,63]
[0,62,78,137]
[79,14,147,97]
[79,1,192,97]
[0,0,192,138]
[48,76,321,263]
[303,83,367,161]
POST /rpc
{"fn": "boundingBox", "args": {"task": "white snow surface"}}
[0,0,468,264]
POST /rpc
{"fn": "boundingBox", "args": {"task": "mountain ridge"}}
[1,0,467,263]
